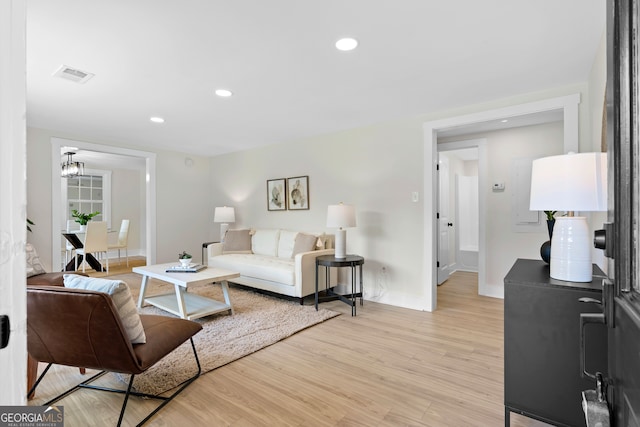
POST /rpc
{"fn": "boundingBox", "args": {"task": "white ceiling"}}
[27,1,605,157]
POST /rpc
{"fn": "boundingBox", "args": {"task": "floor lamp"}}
[530,152,607,282]
[214,206,235,242]
[327,203,357,259]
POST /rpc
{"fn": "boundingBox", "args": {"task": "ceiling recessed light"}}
[150,117,165,123]
[501,119,509,123]
[215,89,233,97]
[335,37,358,51]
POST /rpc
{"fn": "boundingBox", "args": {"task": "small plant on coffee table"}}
[178,251,193,267]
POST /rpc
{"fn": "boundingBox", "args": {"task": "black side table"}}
[315,254,364,316]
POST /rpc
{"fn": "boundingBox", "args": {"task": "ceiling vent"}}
[52,65,95,84]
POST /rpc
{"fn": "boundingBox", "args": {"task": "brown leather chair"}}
[27,285,203,426]
[26,272,72,287]
[26,271,89,395]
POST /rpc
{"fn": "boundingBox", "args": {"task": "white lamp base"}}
[550,216,592,282]
[220,223,229,242]
[335,229,346,259]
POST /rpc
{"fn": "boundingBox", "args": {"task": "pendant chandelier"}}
[61,152,84,178]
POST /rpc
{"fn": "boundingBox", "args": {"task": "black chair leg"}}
[136,338,202,426]
[27,362,53,399]
[117,374,136,427]
[29,338,201,427]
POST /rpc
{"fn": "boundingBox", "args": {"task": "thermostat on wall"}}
[492,182,505,192]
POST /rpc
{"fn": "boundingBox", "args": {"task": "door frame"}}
[50,138,157,269]
[437,139,486,293]
[423,94,580,311]
[604,0,640,423]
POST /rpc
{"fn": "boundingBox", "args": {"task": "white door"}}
[0,0,27,405]
[437,155,451,284]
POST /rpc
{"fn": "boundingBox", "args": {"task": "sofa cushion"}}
[223,229,252,254]
[63,274,146,344]
[252,229,280,257]
[277,230,298,259]
[293,233,319,257]
[208,254,295,286]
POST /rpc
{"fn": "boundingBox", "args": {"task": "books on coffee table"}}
[165,263,207,273]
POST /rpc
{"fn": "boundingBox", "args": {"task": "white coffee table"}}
[133,263,240,320]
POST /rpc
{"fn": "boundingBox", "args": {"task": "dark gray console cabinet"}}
[504,259,608,427]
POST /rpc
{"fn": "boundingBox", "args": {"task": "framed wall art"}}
[287,176,309,210]
[267,178,286,211]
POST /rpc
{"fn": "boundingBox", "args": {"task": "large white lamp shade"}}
[530,152,607,282]
[327,203,356,259]
[214,206,235,241]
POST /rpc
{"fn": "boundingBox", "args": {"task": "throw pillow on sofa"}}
[63,274,146,344]
[223,229,252,254]
[292,233,320,257]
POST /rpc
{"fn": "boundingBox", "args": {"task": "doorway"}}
[50,137,157,270]
[437,141,484,295]
[423,94,581,311]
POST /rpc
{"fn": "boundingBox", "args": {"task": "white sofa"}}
[206,229,337,303]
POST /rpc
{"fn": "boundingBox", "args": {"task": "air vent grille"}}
[52,65,95,84]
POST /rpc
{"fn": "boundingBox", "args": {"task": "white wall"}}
[155,152,212,263]
[465,160,478,176]
[457,176,478,250]
[209,117,425,309]
[209,103,573,308]
[109,167,143,257]
[27,127,212,270]
[588,30,607,153]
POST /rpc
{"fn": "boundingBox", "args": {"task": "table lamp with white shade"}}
[214,206,235,242]
[327,203,357,259]
[529,152,607,282]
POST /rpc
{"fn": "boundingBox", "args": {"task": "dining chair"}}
[64,219,79,267]
[75,221,109,272]
[108,219,130,266]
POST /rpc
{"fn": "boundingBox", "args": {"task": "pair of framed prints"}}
[267,176,309,211]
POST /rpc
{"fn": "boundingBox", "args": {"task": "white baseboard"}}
[479,283,504,299]
[105,248,145,260]
[332,283,428,311]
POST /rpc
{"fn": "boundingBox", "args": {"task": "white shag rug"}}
[116,278,340,395]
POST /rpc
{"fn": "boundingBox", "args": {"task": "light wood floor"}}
[29,270,550,426]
